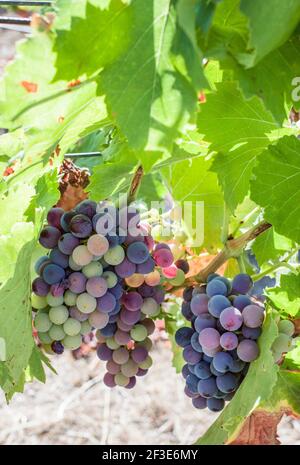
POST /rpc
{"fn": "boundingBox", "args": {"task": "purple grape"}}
[182,364,190,379]
[230,358,245,373]
[198,377,218,398]
[47,207,64,229]
[209,362,223,377]
[120,309,141,325]
[117,319,133,332]
[49,247,69,268]
[75,199,97,218]
[186,374,199,393]
[212,352,233,373]
[96,292,116,313]
[152,286,165,304]
[86,276,108,298]
[60,210,76,232]
[114,329,131,345]
[122,292,143,311]
[242,305,264,328]
[175,327,194,348]
[241,325,261,340]
[69,306,89,321]
[39,226,61,249]
[183,345,202,364]
[70,214,92,238]
[232,273,253,295]
[207,397,225,412]
[100,323,117,337]
[181,301,193,321]
[127,242,150,264]
[110,283,123,299]
[96,343,113,361]
[232,295,252,311]
[206,279,228,297]
[34,256,49,275]
[194,314,216,333]
[192,286,206,296]
[208,295,231,318]
[237,339,259,362]
[185,386,198,398]
[103,372,116,388]
[136,257,155,274]
[42,263,65,285]
[153,247,173,268]
[216,373,238,393]
[194,361,211,379]
[109,301,121,315]
[108,314,119,323]
[190,331,203,352]
[136,368,148,377]
[199,328,220,350]
[219,307,243,331]
[220,332,238,351]
[190,294,209,316]
[58,233,80,255]
[192,396,207,409]
[32,277,50,296]
[115,258,136,278]
[50,282,66,297]
[203,354,213,363]
[154,243,171,251]
[138,284,154,297]
[183,287,193,302]
[132,345,148,363]
[175,259,189,274]
[125,376,136,389]
[68,272,87,293]
[214,276,231,293]
[51,341,64,354]
[188,364,195,374]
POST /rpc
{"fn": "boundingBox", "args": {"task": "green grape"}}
[63,318,81,336]
[31,293,47,310]
[82,261,103,278]
[49,305,69,325]
[106,337,120,350]
[76,293,97,314]
[49,324,65,341]
[121,359,138,377]
[69,255,82,271]
[114,373,130,387]
[169,269,186,286]
[139,355,153,370]
[104,245,125,266]
[141,297,159,316]
[80,320,92,335]
[63,334,82,350]
[130,324,147,342]
[272,333,292,354]
[102,271,118,288]
[46,292,64,307]
[38,331,53,344]
[34,312,52,332]
[273,351,283,363]
[72,245,93,266]
[278,319,295,337]
[64,290,77,307]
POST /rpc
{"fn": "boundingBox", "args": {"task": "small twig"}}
[127,165,144,204]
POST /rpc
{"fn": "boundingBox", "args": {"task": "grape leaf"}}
[197,81,277,210]
[251,136,300,243]
[260,369,300,417]
[282,343,300,371]
[164,302,185,373]
[26,346,46,384]
[252,228,293,267]
[0,184,35,235]
[54,0,105,30]
[266,273,300,318]
[196,312,278,445]
[239,0,300,67]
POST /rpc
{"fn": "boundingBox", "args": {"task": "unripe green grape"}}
[80,320,92,335]
[49,305,69,325]
[46,292,64,307]
[141,297,159,316]
[169,269,185,286]
[38,331,53,344]
[82,261,103,278]
[102,271,118,288]
[114,373,130,387]
[69,255,82,271]
[72,245,93,266]
[76,293,97,314]
[49,324,65,341]
[63,318,81,336]
[63,334,82,350]
[64,290,77,307]
[31,293,47,310]
[139,355,153,370]
[273,351,283,363]
[121,359,138,377]
[34,312,52,332]
[272,333,292,354]
[106,337,120,350]
[278,319,295,337]
[104,245,125,266]
[130,324,147,342]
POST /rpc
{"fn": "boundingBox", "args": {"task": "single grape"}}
[112,347,130,364]
[126,273,145,288]
[103,372,117,388]
[141,297,159,316]
[175,327,194,347]
[125,377,137,389]
[183,287,193,302]
[42,264,65,285]
[96,292,116,313]
[64,290,77,307]
[153,247,173,268]
[97,344,113,361]
[49,324,65,341]
[102,271,118,289]
[216,373,238,393]
[63,318,81,336]
[51,341,64,354]
[272,333,292,354]
[82,261,103,278]
[199,328,220,351]
[76,293,97,314]
[38,332,53,344]
[58,233,80,255]
[32,277,50,297]
[106,337,120,350]
[232,273,253,295]
[63,334,82,350]
[114,373,130,387]
[194,314,216,333]
[49,248,69,268]
[121,359,139,377]
[49,305,69,325]
[68,272,87,294]
[136,257,155,274]
[131,346,148,364]
[114,329,130,345]
[237,339,259,362]
[75,199,97,218]
[35,256,50,275]
[220,332,238,351]
[136,368,148,377]
[181,301,193,321]
[230,358,245,373]
[208,295,231,318]
[183,345,202,364]
[198,377,218,398]
[106,360,121,375]
[169,269,186,286]
[80,320,92,335]
[39,226,61,249]
[87,234,109,256]
[99,323,117,337]
[46,292,64,307]
[190,332,203,353]
[192,396,207,409]
[207,397,225,412]
[88,310,109,329]
[219,307,243,331]
[233,295,252,311]
[194,361,211,379]
[130,324,147,342]
[162,264,178,279]
[115,258,136,278]
[190,294,209,316]
[72,245,93,267]
[60,210,76,232]
[175,259,189,274]
[120,309,141,325]
[186,374,199,394]
[206,279,228,298]
[242,305,264,328]
[242,325,261,340]
[86,276,108,298]
[140,318,155,335]
[122,292,143,311]
[34,312,52,332]
[104,245,125,266]
[278,319,295,337]
[212,352,233,373]
[126,242,149,265]
[47,207,64,229]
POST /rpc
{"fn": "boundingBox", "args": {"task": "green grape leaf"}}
[260,369,300,417]
[251,136,300,243]
[196,312,278,445]
[266,273,300,318]
[26,346,46,384]
[282,342,300,371]
[198,81,277,210]
[164,302,185,373]
[0,184,35,235]
[161,156,224,252]
[54,0,103,30]
[252,228,293,267]
[239,0,300,67]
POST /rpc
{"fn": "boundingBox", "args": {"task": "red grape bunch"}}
[176,273,265,412]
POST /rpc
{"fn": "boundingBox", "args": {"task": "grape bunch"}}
[272,319,295,362]
[32,199,186,389]
[176,273,265,412]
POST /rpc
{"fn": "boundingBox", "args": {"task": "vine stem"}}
[127,165,144,204]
